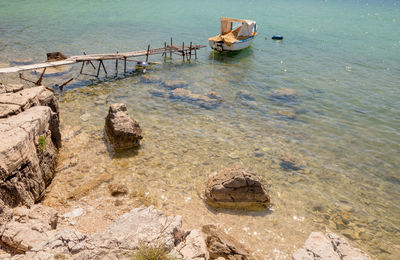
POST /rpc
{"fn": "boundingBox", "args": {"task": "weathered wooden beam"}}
[58,78,74,91]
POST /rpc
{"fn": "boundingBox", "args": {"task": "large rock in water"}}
[205,166,270,210]
[292,232,372,260]
[0,85,60,209]
[104,103,142,149]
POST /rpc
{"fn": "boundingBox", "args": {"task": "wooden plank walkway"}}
[0,44,206,74]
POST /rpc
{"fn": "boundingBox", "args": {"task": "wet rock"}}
[202,224,252,260]
[46,52,67,62]
[292,232,372,260]
[108,183,128,196]
[0,205,58,252]
[163,80,188,89]
[204,166,270,210]
[104,103,143,149]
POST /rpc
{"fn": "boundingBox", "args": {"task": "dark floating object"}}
[272,35,283,40]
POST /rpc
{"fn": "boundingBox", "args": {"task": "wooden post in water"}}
[115,51,119,75]
[96,60,101,77]
[100,60,107,75]
[182,42,185,61]
[124,57,127,73]
[79,61,85,74]
[189,42,192,61]
[84,52,96,69]
[146,44,150,62]
[170,38,173,58]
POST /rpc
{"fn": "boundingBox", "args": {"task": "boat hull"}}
[209,36,256,52]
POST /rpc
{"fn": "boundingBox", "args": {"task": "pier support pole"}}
[124,57,127,73]
[96,61,101,77]
[146,44,150,62]
[79,61,85,74]
[115,51,118,75]
[189,42,192,61]
[170,38,173,58]
[182,42,185,61]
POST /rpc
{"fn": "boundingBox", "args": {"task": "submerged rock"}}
[292,232,372,260]
[236,90,256,101]
[104,103,143,149]
[204,166,270,210]
[163,80,188,89]
[269,88,298,104]
[141,73,163,83]
[11,58,33,65]
[170,88,222,109]
[279,154,305,171]
[108,183,128,196]
[277,109,296,120]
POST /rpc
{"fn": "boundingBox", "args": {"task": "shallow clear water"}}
[1,0,399,259]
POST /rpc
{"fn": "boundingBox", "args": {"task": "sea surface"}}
[1,0,399,259]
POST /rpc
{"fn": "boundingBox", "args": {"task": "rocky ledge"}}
[0,204,254,260]
[0,84,60,209]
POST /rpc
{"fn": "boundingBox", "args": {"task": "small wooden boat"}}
[209,18,257,52]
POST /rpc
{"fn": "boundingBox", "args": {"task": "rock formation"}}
[1,206,183,259]
[205,166,270,210]
[0,85,61,209]
[202,224,252,260]
[46,52,67,62]
[292,232,372,260]
[104,103,143,149]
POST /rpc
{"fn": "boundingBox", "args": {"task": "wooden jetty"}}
[0,39,206,88]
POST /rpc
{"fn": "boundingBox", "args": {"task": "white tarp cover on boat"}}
[237,20,256,37]
[209,18,257,46]
[220,17,246,35]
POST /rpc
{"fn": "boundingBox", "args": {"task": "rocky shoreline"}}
[0,83,372,259]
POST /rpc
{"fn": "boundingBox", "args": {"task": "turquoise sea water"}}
[1,0,399,259]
